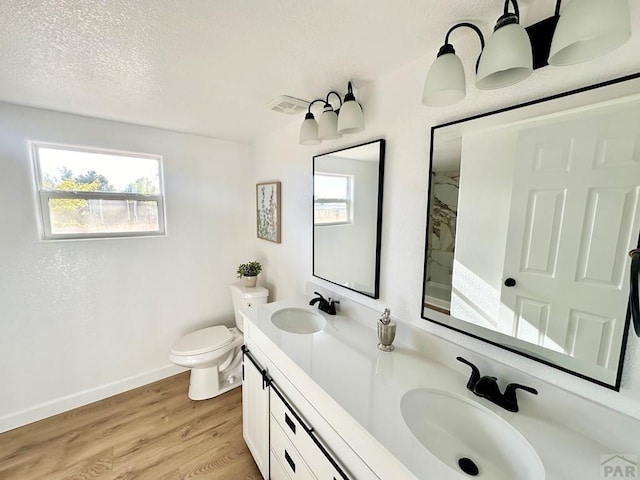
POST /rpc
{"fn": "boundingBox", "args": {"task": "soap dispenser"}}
[377,308,396,352]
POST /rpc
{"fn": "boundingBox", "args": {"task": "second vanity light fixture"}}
[299,81,365,146]
[423,0,631,107]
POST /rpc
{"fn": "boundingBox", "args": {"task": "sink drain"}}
[458,457,479,476]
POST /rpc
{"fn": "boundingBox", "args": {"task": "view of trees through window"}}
[42,168,159,194]
[34,144,164,238]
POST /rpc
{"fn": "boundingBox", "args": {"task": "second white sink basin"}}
[401,388,544,479]
[270,307,326,334]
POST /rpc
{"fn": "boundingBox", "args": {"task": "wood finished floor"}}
[0,372,262,480]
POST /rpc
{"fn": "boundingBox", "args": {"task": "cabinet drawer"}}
[270,420,315,480]
[270,386,347,480]
[270,451,292,480]
[270,386,310,442]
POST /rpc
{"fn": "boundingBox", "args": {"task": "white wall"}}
[0,103,252,432]
[250,10,640,418]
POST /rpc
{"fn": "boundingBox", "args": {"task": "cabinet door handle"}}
[284,412,296,434]
[284,450,296,473]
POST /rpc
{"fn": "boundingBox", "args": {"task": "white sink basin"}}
[401,388,544,479]
[270,307,326,334]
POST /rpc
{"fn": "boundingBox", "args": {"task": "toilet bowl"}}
[169,282,269,400]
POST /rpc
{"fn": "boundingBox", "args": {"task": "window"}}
[32,142,166,239]
[314,173,352,226]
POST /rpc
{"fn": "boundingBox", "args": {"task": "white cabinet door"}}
[500,100,640,368]
[242,347,270,479]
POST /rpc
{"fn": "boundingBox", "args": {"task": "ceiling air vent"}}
[266,95,309,115]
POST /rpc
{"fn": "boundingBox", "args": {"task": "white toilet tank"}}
[229,281,269,332]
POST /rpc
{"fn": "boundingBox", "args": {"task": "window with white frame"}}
[32,142,166,240]
[314,173,353,226]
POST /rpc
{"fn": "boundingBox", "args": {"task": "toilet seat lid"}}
[170,326,234,355]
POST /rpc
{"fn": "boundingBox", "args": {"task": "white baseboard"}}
[0,364,187,434]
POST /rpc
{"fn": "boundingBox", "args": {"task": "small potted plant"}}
[237,261,262,287]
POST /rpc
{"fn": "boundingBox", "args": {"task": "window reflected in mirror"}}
[313,140,385,299]
[314,174,353,226]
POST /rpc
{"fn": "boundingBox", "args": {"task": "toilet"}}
[169,282,269,400]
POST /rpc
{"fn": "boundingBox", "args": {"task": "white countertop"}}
[245,297,627,480]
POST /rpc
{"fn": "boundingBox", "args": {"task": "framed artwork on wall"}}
[256,181,281,243]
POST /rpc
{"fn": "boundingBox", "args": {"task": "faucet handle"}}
[504,383,538,397]
[327,299,340,315]
[456,356,481,391]
[502,383,538,412]
[309,292,328,307]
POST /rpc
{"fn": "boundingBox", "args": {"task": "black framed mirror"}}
[422,74,640,389]
[313,139,385,299]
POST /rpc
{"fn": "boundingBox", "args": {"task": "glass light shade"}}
[318,106,342,140]
[548,0,631,66]
[422,52,466,107]
[476,22,533,90]
[337,100,364,134]
[299,113,321,146]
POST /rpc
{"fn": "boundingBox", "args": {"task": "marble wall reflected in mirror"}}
[426,171,459,313]
[314,140,385,298]
[422,74,640,389]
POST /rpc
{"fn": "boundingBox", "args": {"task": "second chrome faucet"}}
[456,356,538,412]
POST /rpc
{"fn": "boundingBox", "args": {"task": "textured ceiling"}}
[0,0,559,143]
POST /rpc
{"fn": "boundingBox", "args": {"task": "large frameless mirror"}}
[422,74,640,389]
[314,139,385,299]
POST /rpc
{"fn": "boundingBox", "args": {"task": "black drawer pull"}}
[285,412,296,434]
[284,450,296,473]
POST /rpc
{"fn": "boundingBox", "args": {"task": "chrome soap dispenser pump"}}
[377,308,396,352]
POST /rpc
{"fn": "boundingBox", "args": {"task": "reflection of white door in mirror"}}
[498,101,640,371]
[436,80,640,387]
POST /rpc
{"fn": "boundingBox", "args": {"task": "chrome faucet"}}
[456,356,538,412]
[309,292,339,315]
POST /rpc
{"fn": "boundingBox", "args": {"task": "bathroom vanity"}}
[241,291,640,480]
[242,304,387,480]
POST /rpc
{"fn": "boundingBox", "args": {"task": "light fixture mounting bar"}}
[523,0,563,70]
[525,15,561,70]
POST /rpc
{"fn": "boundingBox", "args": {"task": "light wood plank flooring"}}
[0,372,262,480]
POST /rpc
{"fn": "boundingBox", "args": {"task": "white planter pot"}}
[243,276,258,288]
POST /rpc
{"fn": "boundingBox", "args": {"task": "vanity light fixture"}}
[318,92,343,140]
[549,0,631,66]
[336,82,365,134]
[423,0,631,107]
[422,23,485,107]
[299,99,325,146]
[476,0,532,90]
[299,82,365,146]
